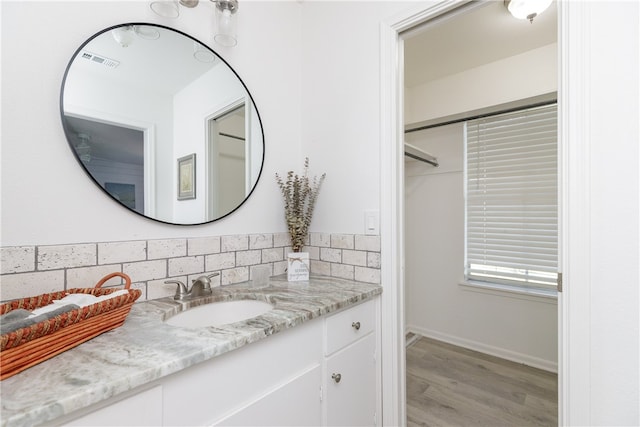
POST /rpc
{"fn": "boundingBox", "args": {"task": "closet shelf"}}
[404,143,439,167]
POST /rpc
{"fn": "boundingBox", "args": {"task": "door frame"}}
[63,106,155,217]
[379,2,469,424]
[205,97,246,221]
[378,1,585,425]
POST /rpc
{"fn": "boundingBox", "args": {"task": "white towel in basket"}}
[29,289,130,317]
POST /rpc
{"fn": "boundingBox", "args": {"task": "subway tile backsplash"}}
[0,232,381,303]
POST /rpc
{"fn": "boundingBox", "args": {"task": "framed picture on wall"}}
[177,153,196,200]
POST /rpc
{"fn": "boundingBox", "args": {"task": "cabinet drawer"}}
[325,299,375,355]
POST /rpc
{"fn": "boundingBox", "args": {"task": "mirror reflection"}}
[61,24,264,225]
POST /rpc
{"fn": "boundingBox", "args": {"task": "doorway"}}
[402,3,559,421]
[378,1,562,425]
[62,115,147,216]
[206,102,247,220]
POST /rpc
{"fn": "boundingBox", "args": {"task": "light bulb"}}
[506,0,553,23]
[214,0,238,47]
[149,0,180,18]
[111,27,135,47]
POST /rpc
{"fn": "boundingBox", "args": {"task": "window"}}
[465,104,558,292]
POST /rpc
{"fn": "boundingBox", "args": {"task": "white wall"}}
[405,43,558,125]
[561,2,639,424]
[1,1,638,424]
[299,1,414,235]
[404,123,558,370]
[0,0,416,243]
[0,0,302,246]
[1,0,404,245]
[173,62,247,223]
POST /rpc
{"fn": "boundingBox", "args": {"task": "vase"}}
[287,252,310,281]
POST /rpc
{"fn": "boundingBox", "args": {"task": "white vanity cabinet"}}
[61,386,163,427]
[324,299,377,426]
[216,298,379,427]
[53,298,379,427]
[215,364,323,426]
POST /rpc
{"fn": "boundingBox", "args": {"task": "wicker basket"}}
[0,272,141,380]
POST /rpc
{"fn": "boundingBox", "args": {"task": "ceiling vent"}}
[80,51,120,68]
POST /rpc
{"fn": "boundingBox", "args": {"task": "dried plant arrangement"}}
[275,158,326,252]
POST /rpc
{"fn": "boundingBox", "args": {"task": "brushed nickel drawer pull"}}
[332,373,342,383]
[352,321,361,330]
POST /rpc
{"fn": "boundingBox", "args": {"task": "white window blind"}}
[465,104,557,290]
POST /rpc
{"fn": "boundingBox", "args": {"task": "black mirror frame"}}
[59,22,265,226]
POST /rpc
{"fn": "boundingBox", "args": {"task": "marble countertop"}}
[0,276,382,427]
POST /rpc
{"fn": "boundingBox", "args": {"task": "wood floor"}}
[406,336,558,427]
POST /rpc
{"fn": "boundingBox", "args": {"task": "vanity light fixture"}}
[149,0,239,47]
[504,0,553,23]
[213,0,239,47]
[150,0,181,18]
[111,26,136,47]
[111,25,160,47]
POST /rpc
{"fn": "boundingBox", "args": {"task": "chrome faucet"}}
[165,273,220,301]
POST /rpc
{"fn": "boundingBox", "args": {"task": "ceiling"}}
[76,25,220,95]
[403,1,557,89]
[62,25,221,166]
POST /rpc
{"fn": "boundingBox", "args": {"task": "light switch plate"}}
[364,210,380,235]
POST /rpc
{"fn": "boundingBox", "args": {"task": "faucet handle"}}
[192,273,220,291]
[165,280,188,300]
[204,272,220,287]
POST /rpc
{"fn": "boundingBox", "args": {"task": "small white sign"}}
[287,252,310,281]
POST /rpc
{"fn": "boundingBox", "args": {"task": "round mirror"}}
[60,23,264,225]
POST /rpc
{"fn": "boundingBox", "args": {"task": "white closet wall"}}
[404,123,558,371]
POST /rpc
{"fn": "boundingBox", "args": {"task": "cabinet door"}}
[325,334,376,426]
[60,386,163,427]
[215,364,322,426]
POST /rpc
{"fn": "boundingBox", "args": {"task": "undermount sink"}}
[165,300,274,328]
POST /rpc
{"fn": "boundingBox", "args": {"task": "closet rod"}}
[219,132,245,141]
[405,92,557,134]
[404,143,439,167]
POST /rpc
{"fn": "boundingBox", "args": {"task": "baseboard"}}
[406,325,558,373]
[405,332,420,348]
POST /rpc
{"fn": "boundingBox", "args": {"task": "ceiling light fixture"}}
[75,134,92,163]
[193,41,217,63]
[111,26,136,47]
[111,25,160,47]
[149,0,239,47]
[504,0,552,23]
